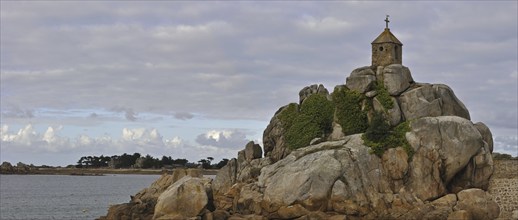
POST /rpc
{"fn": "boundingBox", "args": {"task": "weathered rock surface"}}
[373,96,402,126]
[433,84,470,120]
[474,122,494,153]
[454,188,500,220]
[382,64,413,95]
[346,66,376,93]
[399,83,470,121]
[406,116,486,201]
[299,84,330,104]
[263,104,294,162]
[244,141,263,162]
[153,176,211,219]
[99,169,203,220]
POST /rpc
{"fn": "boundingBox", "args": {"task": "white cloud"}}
[121,127,163,147]
[0,124,71,152]
[165,136,183,148]
[1,124,177,154]
[494,135,518,156]
[195,129,250,149]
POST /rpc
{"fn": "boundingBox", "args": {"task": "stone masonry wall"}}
[489,160,518,219]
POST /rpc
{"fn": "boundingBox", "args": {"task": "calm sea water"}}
[0,174,160,220]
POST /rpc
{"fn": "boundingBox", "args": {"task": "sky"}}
[1,1,517,166]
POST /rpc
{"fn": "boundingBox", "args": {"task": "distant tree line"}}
[76,153,229,169]
[492,152,518,160]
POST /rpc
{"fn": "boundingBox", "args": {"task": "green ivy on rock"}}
[280,94,334,150]
[332,87,369,135]
[373,81,394,110]
[362,113,414,159]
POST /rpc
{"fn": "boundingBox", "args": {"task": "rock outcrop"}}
[153,176,212,219]
[262,105,293,162]
[101,63,499,220]
[98,168,206,220]
[0,162,35,174]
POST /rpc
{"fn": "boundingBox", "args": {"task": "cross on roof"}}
[385,15,390,29]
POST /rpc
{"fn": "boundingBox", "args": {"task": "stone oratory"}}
[372,15,402,66]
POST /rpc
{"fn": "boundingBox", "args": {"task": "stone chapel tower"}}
[371,15,402,66]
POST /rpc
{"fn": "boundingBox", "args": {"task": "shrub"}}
[373,81,394,110]
[362,114,413,159]
[278,103,299,129]
[332,87,369,135]
[280,94,335,150]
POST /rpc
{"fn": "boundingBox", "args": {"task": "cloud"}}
[0,124,71,152]
[1,107,34,118]
[174,112,194,120]
[121,127,163,146]
[111,107,138,121]
[494,135,518,156]
[0,124,183,156]
[195,130,249,149]
[4,2,514,122]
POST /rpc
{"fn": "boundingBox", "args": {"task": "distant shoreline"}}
[0,167,219,176]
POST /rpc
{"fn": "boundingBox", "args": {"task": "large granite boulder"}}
[399,83,470,121]
[382,64,413,95]
[99,169,203,220]
[263,104,294,162]
[405,116,485,201]
[212,158,238,195]
[133,168,202,203]
[398,84,442,120]
[454,188,500,220]
[244,141,263,162]
[299,84,330,104]
[474,122,494,153]
[373,96,402,126]
[153,176,211,219]
[433,84,470,120]
[346,66,376,93]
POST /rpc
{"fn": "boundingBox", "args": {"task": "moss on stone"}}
[332,87,369,135]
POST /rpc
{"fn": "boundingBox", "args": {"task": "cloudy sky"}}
[1,1,517,166]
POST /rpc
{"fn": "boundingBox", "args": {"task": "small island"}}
[97,21,518,220]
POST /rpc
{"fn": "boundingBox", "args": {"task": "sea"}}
[0,174,161,220]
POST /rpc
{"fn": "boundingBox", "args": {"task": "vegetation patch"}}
[362,113,414,159]
[374,81,394,110]
[280,94,334,150]
[278,103,299,129]
[332,87,369,135]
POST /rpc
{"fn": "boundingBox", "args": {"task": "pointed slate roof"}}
[372,28,402,45]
